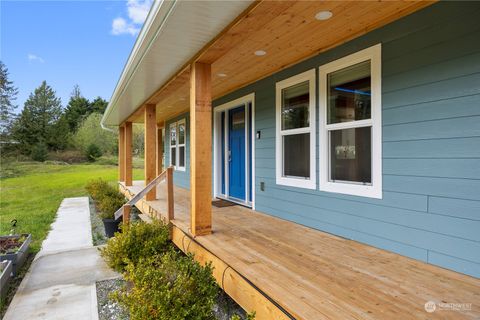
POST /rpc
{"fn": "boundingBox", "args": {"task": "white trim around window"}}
[169,118,186,171]
[318,44,382,199]
[275,69,316,189]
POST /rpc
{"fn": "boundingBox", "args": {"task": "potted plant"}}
[0,260,12,299]
[98,193,125,238]
[0,233,32,276]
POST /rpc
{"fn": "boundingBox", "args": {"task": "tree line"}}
[0,61,132,162]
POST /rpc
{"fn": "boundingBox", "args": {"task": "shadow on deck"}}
[120,180,479,320]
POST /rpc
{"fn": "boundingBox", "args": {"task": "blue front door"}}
[228,106,246,200]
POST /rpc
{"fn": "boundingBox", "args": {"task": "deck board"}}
[120,181,479,320]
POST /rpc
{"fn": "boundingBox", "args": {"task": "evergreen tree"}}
[62,85,91,132]
[0,61,19,141]
[90,96,108,114]
[12,81,65,153]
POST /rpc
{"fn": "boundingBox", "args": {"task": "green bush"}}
[86,143,102,162]
[30,143,48,162]
[113,250,218,320]
[100,220,171,272]
[85,178,111,200]
[85,178,125,219]
[97,194,125,219]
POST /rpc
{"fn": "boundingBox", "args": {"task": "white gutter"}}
[101,0,176,130]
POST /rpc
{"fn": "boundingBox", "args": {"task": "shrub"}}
[85,143,102,162]
[30,143,48,162]
[100,220,170,272]
[97,194,125,219]
[85,178,111,200]
[113,250,218,320]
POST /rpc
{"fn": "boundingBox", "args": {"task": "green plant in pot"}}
[99,193,125,237]
[86,179,126,238]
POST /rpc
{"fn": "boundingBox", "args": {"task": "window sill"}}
[319,182,382,199]
[276,177,316,190]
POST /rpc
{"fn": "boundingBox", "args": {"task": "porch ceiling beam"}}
[190,62,212,236]
[144,104,157,201]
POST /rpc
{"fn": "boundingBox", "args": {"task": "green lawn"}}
[0,161,143,252]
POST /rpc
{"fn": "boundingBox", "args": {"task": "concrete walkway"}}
[3,197,117,320]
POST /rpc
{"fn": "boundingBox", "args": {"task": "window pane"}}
[327,61,371,124]
[283,133,310,178]
[179,146,185,167]
[281,81,309,130]
[171,147,176,166]
[330,127,371,184]
[170,126,176,145]
[178,123,185,145]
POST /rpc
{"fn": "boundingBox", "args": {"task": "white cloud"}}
[127,0,152,24]
[111,0,152,36]
[111,17,139,36]
[27,54,45,63]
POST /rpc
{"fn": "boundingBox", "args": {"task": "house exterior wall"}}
[165,113,190,189]
[166,2,480,278]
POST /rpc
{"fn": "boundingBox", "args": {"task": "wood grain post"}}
[189,62,212,236]
[118,125,125,182]
[123,204,131,225]
[124,121,133,186]
[156,126,163,176]
[144,104,157,201]
[166,166,174,222]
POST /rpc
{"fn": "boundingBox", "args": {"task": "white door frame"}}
[213,93,255,209]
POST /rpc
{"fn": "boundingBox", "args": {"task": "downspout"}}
[101,122,116,133]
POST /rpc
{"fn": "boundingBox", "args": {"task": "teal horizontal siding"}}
[383,94,480,126]
[429,197,480,221]
[173,2,480,278]
[383,137,480,159]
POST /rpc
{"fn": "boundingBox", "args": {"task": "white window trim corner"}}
[318,44,382,199]
[169,118,186,171]
[275,69,316,190]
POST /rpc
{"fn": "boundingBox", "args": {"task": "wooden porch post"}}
[144,104,157,201]
[190,62,212,236]
[156,125,163,176]
[124,121,133,186]
[118,125,125,182]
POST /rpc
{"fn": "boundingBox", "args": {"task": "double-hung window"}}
[319,44,382,198]
[275,69,316,189]
[169,119,186,171]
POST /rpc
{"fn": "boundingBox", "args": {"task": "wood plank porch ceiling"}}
[129,0,435,124]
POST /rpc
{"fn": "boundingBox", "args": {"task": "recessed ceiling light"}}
[254,50,266,56]
[217,73,227,77]
[315,10,333,21]
[179,97,186,101]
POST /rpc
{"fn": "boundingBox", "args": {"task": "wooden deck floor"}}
[120,181,479,320]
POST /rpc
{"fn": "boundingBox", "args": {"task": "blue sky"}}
[1,0,152,111]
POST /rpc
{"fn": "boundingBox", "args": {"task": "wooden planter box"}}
[0,234,32,276]
[0,260,12,299]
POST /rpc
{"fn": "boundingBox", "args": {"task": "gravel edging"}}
[96,278,129,320]
[89,198,107,246]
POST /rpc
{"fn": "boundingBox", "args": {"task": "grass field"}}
[0,161,143,252]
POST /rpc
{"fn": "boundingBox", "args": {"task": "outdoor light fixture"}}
[315,10,333,21]
[254,50,266,56]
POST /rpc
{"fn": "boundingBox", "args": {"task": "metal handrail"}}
[114,166,173,220]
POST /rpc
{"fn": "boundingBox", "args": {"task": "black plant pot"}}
[103,219,120,238]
